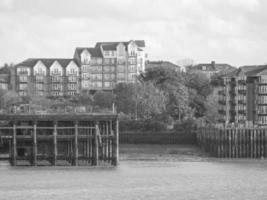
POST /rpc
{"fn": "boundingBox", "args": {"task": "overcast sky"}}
[0,0,266,67]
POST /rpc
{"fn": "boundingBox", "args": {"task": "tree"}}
[136,82,167,120]
[185,72,213,118]
[114,83,136,117]
[204,88,221,123]
[93,91,115,109]
[141,66,191,120]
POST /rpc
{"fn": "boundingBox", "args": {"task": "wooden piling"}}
[53,121,57,166]
[112,118,119,166]
[32,122,37,166]
[94,122,99,166]
[74,121,78,166]
[12,123,17,166]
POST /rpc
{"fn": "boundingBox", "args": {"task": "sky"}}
[0,0,267,67]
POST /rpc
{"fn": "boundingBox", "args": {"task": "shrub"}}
[173,119,197,131]
[119,119,167,132]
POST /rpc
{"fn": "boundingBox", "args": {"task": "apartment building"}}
[13,40,146,97]
[15,58,80,97]
[218,65,267,126]
[74,40,146,91]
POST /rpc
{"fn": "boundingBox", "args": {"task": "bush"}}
[173,119,197,131]
[119,119,167,132]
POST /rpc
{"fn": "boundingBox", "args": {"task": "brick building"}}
[218,65,267,126]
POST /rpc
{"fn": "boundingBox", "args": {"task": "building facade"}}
[12,40,146,97]
[218,65,267,126]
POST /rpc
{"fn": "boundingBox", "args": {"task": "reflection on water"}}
[0,160,267,200]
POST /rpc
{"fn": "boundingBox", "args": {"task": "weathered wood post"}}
[94,121,99,166]
[74,121,78,166]
[32,121,37,166]
[112,118,119,166]
[53,121,57,166]
[12,122,17,166]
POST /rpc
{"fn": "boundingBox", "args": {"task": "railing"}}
[197,127,267,158]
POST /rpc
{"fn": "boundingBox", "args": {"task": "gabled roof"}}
[192,63,235,71]
[243,65,267,76]
[134,40,145,48]
[15,58,79,68]
[102,43,118,51]
[74,47,103,58]
[95,40,145,49]
[146,60,181,70]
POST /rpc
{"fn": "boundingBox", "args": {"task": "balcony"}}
[218,109,226,115]
[218,119,225,123]
[238,89,247,95]
[230,90,236,96]
[229,100,236,106]
[238,110,246,115]
[237,79,246,85]
[218,100,226,105]
[230,81,236,87]
[238,100,246,105]
[218,90,226,96]
[230,110,236,115]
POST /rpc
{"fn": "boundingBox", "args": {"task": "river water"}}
[0,145,267,200]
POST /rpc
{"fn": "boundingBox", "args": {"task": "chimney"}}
[211,61,215,69]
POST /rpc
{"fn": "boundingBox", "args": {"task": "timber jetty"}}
[0,113,119,166]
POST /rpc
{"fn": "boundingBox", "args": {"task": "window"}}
[68,84,76,90]
[104,66,110,72]
[19,76,28,82]
[51,68,60,75]
[104,74,110,80]
[52,76,62,82]
[70,68,76,74]
[202,66,207,70]
[104,51,109,57]
[117,73,125,80]
[104,82,111,88]
[19,84,27,90]
[128,58,136,65]
[129,65,136,72]
[68,76,77,82]
[36,83,44,90]
[104,58,110,65]
[18,68,29,75]
[36,75,44,82]
[117,59,125,65]
[97,82,102,88]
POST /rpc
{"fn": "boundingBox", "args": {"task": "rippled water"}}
[0,159,267,200]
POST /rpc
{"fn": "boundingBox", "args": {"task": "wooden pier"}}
[0,113,119,166]
[197,127,267,158]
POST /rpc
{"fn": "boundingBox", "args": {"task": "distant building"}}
[0,74,9,90]
[145,60,181,71]
[218,65,267,126]
[12,40,146,97]
[187,61,236,79]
